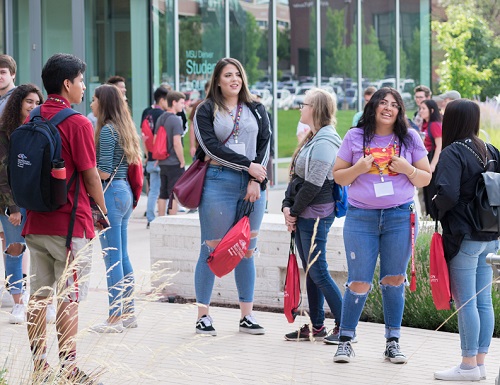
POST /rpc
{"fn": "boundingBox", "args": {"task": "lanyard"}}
[222,104,243,144]
[365,140,398,182]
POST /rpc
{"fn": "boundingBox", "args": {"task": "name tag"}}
[228,142,246,156]
[374,181,394,197]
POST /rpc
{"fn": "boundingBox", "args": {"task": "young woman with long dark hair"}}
[433,99,499,381]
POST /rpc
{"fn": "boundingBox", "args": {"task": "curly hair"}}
[357,87,411,155]
[93,84,142,164]
[0,83,43,137]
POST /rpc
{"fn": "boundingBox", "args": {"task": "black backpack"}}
[8,105,80,212]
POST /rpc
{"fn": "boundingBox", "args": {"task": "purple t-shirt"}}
[337,127,427,209]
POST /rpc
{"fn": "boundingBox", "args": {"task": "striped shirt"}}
[97,124,128,179]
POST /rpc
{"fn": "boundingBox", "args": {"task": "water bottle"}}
[51,159,67,207]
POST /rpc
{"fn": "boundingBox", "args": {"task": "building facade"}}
[4,0,433,181]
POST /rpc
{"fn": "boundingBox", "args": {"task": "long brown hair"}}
[0,84,43,137]
[94,84,142,164]
[204,57,253,115]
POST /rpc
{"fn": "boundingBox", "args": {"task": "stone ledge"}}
[150,213,348,309]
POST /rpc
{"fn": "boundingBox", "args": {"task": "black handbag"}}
[456,141,500,233]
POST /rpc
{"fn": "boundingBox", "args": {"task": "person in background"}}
[0,54,18,288]
[106,75,127,101]
[419,99,442,219]
[437,90,461,113]
[433,99,499,382]
[332,87,431,364]
[24,53,106,383]
[141,86,169,228]
[155,91,186,216]
[189,81,210,159]
[90,83,142,333]
[352,86,377,127]
[193,57,270,336]
[0,84,42,324]
[282,89,344,344]
[412,85,432,130]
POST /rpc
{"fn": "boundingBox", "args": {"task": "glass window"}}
[12,0,30,85]
[0,0,4,54]
[41,0,72,63]
[152,0,175,89]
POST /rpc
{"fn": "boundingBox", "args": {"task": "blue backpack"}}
[8,106,80,212]
[332,183,348,218]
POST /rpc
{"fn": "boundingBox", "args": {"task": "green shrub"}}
[363,222,500,336]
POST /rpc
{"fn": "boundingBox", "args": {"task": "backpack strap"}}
[66,170,79,249]
[49,108,80,126]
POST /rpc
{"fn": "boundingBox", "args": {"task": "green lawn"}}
[276,109,356,158]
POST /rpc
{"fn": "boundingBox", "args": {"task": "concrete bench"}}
[150,214,348,309]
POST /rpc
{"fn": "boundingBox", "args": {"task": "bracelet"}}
[408,167,418,180]
[249,179,260,184]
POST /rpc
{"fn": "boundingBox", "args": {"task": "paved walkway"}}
[1,188,499,384]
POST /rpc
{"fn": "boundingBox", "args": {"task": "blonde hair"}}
[94,84,142,164]
[289,88,337,178]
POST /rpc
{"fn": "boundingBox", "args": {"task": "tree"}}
[323,8,352,78]
[432,2,493,98]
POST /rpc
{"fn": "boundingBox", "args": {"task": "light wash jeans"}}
[100,180,135,318]
[146,161,161,223]
[449,235,498,357]
[194,165,266,305]
[340,202,415,340]
[295,213,343,327]
[1,208,27,295]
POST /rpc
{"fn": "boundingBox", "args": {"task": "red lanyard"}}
[222,104,242,144]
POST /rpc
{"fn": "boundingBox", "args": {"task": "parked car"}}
[276,89,293,110]
[337,88,358,110]
[293,86,312,108]
[250,88,273,109]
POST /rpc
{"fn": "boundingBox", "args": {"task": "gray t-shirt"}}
[0,87,16,118]
[155,112,184,166]
[213,104,258,161]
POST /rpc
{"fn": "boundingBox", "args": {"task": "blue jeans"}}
[295,214,342,326]
[1,209,27,295]
[449,235,498,357]
[99,180,135,318]
[340,202,415,340]
[146,161,160,223]
[194,165,266,305]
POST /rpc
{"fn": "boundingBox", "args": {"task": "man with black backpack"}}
[20,53,106,384]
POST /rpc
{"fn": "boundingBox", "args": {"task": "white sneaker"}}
[478,365,486,380]
[434,365,481,381]
[122,315,138,329]
[9,303,26,324]
[46,304,56,324]
[90,320,125,333]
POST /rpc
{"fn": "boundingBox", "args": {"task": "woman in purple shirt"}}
[332,88,431,364]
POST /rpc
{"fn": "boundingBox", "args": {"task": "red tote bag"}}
[207,202,253,278]
[127,158,144,208]
[284,232,301,323]
[429,220,452,310]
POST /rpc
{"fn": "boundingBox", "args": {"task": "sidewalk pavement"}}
[1,188,499,384]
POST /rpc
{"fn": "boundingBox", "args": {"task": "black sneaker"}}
[384,340,407,364]
[324,326,359,345]
[284,324,327,341]
[239,315,265,335]
[333,340,355,363]
[196,315,217,336]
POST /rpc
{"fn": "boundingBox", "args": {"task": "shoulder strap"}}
[453,140,487,169]
[49,108,80,126]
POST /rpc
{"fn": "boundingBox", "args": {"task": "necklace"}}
[371,134,395,152]
[47,97,68,107]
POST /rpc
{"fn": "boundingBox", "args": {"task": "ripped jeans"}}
[340,202,415,340]
[194,165,266,305]
[1,209,27,295]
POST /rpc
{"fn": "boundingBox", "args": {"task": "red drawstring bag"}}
[429,219,452,310]
[284,232,301,323]
[127,158,144,208]
[207,202,253,278]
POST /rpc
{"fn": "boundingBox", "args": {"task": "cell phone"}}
[89,198,110,229]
